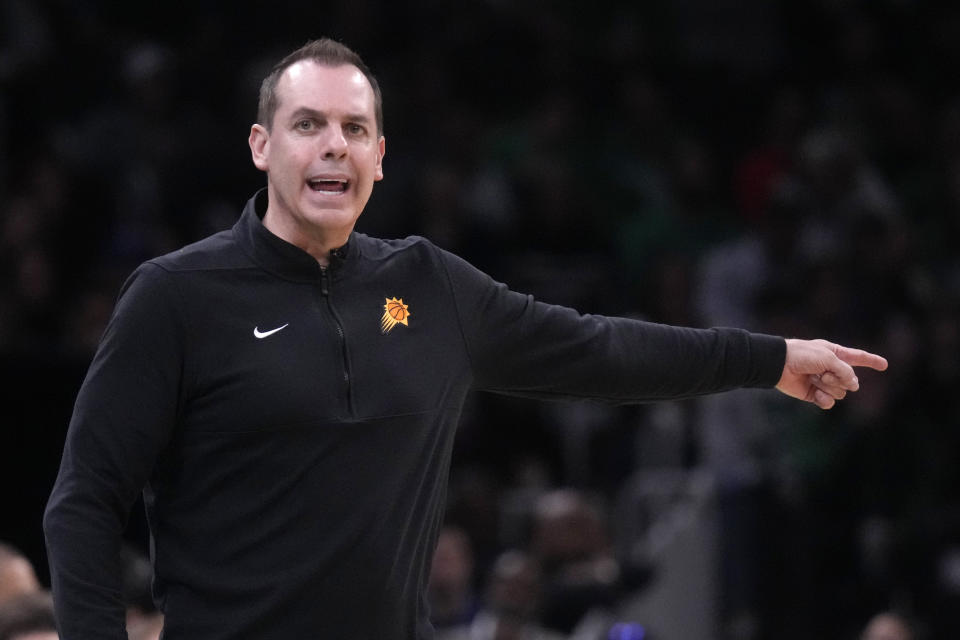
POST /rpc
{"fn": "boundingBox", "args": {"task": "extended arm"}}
[437,246,887,406]
[439,247,786,402]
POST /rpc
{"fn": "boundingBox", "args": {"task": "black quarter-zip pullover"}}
[44,190,786,639]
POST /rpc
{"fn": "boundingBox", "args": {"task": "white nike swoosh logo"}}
[253,324,289,339]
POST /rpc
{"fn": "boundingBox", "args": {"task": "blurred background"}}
[0,0,957,638]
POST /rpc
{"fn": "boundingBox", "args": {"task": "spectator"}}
[429,525,480,630]
[119,545,162,640]
[0,591,58,640]
[860,611,914,640]
[438,550,564,640]
[0,544,39,606]
[530,490,622,635]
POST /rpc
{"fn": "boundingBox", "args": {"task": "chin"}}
[301,205,360,232]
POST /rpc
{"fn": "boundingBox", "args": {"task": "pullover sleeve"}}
[43,263,186,639]
[438,248,785,402]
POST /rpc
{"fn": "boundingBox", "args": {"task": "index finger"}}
[833,345,889,372]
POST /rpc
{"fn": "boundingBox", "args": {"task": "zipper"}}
[320,265,354,416]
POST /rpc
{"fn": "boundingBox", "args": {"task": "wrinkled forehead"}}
[275,61,375,114]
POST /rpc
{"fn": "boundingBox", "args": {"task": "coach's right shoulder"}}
[148,229,250,273]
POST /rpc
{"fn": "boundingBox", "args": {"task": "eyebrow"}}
[289,107,373,125]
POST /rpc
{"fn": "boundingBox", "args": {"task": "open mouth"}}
[307,178,349,194]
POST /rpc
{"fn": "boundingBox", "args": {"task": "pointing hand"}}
[775,338,888,409]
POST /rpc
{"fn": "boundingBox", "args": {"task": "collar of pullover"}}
[233,189,360,282]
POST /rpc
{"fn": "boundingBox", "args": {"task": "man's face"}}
[249,61,384,249]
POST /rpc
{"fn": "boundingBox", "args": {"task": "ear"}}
[249,124,270,172]
[374,136,385,182]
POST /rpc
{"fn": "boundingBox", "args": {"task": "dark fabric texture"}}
[44,192,785,640]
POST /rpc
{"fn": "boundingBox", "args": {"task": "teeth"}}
[308,178,349,192]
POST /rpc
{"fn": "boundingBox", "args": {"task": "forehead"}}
[275,61,375,117]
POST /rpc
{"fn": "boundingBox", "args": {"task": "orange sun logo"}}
[380,297,411,334]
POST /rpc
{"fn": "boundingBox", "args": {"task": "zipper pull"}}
[320,265,329,296]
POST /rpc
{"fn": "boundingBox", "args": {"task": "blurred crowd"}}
[0,541,161,640]
[2,0,959,638]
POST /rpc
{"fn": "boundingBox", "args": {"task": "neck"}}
[261,206,349,267]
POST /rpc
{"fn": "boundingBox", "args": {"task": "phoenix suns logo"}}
[380,297,411,334]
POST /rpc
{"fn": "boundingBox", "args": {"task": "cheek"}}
[270,139,307,168]
[275,153,309,185]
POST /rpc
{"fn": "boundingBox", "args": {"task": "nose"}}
[318,124,348,159]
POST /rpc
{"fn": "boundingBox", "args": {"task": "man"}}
[43,38,887,639]
[0,543,40,606]
[861,611,914,640]
[0,591,59,640]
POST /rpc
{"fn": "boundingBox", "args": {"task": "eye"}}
[295,119,313,131]
[346,123,365,136]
